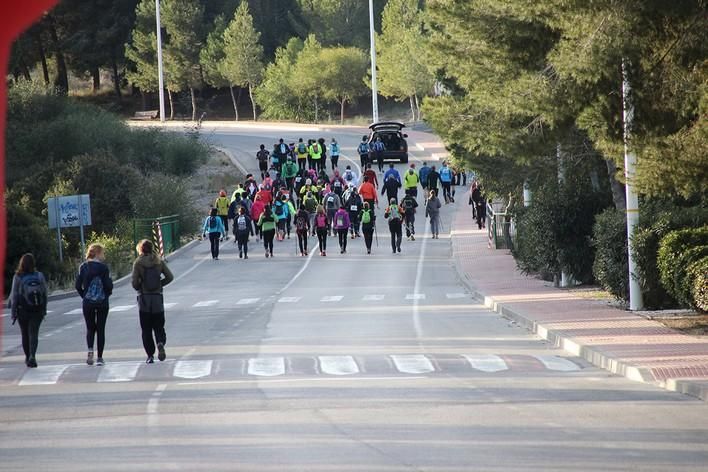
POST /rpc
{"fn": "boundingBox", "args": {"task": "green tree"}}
[296,0,369,48]
[200,15,236,117]
[254,37,307,121]
[377,0,434,121]
[125,0,159,109]
[220,1,265,121]
[319,47,369,123]
[161,0,205,120]
[292,35,325,121]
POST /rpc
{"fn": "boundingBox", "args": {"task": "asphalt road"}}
[1,124,707,471]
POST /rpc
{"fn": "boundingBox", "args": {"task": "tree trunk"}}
[229,85,239,121]
[190,87,197,121]
[314,96,319,123]
[111,55,122,101]
[47,16,68,93]
[167,89,174,120]
[414,94,421,121]
[34,31,50,84]
[91,67,100,93]
[409,96,416,122]
[605,158,626,210]
[340,98,346,124]
[140,90,147,111]
[248,84,257,121]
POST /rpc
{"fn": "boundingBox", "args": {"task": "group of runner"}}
[203,136,476,258]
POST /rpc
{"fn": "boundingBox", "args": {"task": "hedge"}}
[657,226,708,308]
[688,257,708,312]
[592,208,628,300]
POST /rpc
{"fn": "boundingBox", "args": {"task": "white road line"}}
[446,293,467,299]
[236,298,260,305]
[278,296,301,303]
[534,355,580,372]
[173,360,213,379]
[178,376,427,386]
[193,300,219,307]
[146,383,167,427]
[277,245,317,294]
[320,295,343,302]
[391,355,435,374]
[318,356,359,375]
[109,305,136,312]
[97,362,142,382]
[362,294,385,301]
[163,302,178,309]
[406,293,426,300]
[464,354,509,372]
[19,365,68,386]
[64,308,83,315]
[247,357,285,376]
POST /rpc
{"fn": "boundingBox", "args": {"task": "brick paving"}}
[449,190,708,400]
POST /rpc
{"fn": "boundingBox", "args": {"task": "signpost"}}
[47,194,92,262]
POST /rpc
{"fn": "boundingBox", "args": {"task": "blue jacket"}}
[418,166,431,185]
[439,166,453,183]
[384,168,401,184]
[203,215,225,235]
[329,143,340,156]
[273,200,289,220]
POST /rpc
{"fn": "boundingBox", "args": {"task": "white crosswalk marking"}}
[64,308,83,315]
[391,355,435,374]
[464,354,509,372]
[248,357,285,376]
[236,298,260,305]
[98,362,141,382]
[163,302,178,309]
[405,293,426,300]
[362,294,385,301]
[278,297,301,303]
[534,355,580,372]
[109,305,136,312]
[320,295,343,302]
[19,365,68,386]
[173,360,213,379]
[319,356,359,375]
[446,293,467,299]
[193,300,219,307]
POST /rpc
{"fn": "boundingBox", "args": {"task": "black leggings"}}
[18,311,43,360]
[262,229,275,254]
[337,228,348,251]
[316,228,328,251]
[208,232,220,259]
[139,310,165,357]
[389,220,402,251]
[297,230,308,253]
[363,228,374,251]
[83,304,109,357]
[442,182,452,202]
[331,155,339,169]
[237,232,249,255]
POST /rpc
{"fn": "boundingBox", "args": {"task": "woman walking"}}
[9,253,48,368]
[233,206,254,259]
[333,205,351,254]
[314,205,329,256]
[258,203,277,258]
[360,202,375,254]
[426,190,442,238]
[329,138,340,170]
[202,208,226,260]
[75,243,113,366]
[132,240,174,364]
[294,204,311,256]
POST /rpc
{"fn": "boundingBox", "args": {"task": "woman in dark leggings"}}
[76,243,113,366]
[314,205,329,256]
[258,204,277,258]
[9,253,48,368]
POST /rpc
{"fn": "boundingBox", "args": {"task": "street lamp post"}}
[368,0,379,123]
[155,0,166,122]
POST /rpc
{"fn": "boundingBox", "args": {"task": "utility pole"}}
[368,0,379,123]
[622,59,644,311]
[155,0,166,122]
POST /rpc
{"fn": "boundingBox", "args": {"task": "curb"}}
[449,213,707,402]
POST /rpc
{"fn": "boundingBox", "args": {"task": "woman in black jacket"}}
[9,253,48,368]
[76,243,113,366]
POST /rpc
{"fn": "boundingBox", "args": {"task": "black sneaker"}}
[87,351,94,366]
[146,356,154,364]
[96,357,105,366]
[27,357,37,368]
[157,343,166,362]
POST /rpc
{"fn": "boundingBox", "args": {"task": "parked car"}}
[368,121,409,163]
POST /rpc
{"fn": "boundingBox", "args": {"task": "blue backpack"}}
[84,276,106,305]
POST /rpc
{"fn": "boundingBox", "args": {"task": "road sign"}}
[48,194,91,229]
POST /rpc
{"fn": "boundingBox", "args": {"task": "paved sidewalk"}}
[449,191,708,402]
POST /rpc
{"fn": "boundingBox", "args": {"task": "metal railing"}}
[133,214,181,257]
[486,202,516,251]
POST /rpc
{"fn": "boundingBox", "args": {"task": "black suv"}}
[368,121,409,163]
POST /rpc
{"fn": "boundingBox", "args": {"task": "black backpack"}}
[209,216,218,230]
[275,203,285,216]
[142,265,162,292]
[19,273,45,312]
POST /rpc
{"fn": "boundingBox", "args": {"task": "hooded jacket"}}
[131,253,174,295]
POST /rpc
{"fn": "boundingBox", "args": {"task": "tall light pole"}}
[155,0,166,122]
[622,59,644,311]
[368,0,379,123]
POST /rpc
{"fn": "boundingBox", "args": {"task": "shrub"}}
[129,173,200,237]
[688,257,708,312]
[512,197,559,280]
[592,208,628,300]
[87,231,134,280]
[657,226,708,306]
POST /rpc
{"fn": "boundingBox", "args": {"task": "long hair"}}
[15,253,36,275]
[136,239,154,256]
[86,243,104,260]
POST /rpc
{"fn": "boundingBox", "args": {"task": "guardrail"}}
[486,202,516,251]
[133,215,181,257]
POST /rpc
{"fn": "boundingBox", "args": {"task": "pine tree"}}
[319,47,368,123]
[220,1,265,121]
[254,37,306,121]
[292,35,325,122]
[201,15,238,119]
[125,0,159,109]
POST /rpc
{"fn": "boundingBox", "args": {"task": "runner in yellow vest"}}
[214,190,230,239]
[309,140,323,172]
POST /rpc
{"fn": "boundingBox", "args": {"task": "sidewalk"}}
[449,193,708,402]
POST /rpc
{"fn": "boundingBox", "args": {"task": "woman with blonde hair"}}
[9,253,48,368]
[75,243,113,366]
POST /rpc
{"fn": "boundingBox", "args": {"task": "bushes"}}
[592,208,628,300]
[657,226,708,309]
[688,258,708,312]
